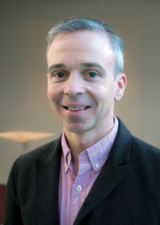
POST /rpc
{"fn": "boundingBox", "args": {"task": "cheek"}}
[47,85,59,101]
[47,87,60,114]
[47,87,60,112]
[47,86,53,99]
[47,85,64,116]
[90,85,115,112]
[91,86,108,103]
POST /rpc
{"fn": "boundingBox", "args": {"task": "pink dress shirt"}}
[59,116,119,225]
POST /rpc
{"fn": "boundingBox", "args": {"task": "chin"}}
[67,127,85,133]
[65,124,89,134]
[65,120,96,134]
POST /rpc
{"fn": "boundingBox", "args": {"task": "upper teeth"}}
[68,107,86,111]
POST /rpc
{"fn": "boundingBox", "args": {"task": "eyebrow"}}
[48,64,65,73]
[48,62,106,73]
[81,63,106,73]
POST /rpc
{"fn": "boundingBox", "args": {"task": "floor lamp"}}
[0,131,55,153]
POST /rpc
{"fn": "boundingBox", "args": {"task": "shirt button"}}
[95,163,100,168]
[76,185,82,192]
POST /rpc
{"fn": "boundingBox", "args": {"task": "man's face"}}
[47,31,124,135]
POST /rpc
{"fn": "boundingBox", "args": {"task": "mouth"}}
[63,106,90,111]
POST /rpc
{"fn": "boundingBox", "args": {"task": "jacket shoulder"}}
[14,136,62,170]
[130,135,160,177]
[131,135,160,155]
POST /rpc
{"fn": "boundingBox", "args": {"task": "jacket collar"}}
[109,117,132,165]
[35,136,62,225]
[74,117,132,225]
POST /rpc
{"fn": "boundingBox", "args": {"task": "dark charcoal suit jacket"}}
[4,118,160,224]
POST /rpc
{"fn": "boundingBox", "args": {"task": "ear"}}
[114,73,127,102]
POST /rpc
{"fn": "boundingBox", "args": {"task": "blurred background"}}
[0,0,160,186]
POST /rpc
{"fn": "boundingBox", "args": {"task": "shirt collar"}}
[61,132,71,173]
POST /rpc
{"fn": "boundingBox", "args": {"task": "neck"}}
[64,117,114,175]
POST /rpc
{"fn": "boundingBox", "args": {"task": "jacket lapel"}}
[74,118,132,225]
[35,137,62,225]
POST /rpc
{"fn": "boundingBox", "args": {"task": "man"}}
[4,18,160,225]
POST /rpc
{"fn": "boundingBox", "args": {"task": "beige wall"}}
[0,0,160,184]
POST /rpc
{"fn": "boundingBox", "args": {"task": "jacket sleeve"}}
[4,160,23,225]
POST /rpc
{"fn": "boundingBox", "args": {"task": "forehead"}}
[47,30,114,67]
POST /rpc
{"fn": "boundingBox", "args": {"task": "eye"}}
[55,72,66,78]
[87,72,98,78]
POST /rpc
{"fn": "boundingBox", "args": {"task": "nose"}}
[63,73,86,96]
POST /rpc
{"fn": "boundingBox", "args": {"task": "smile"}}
[63,106,89,111]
